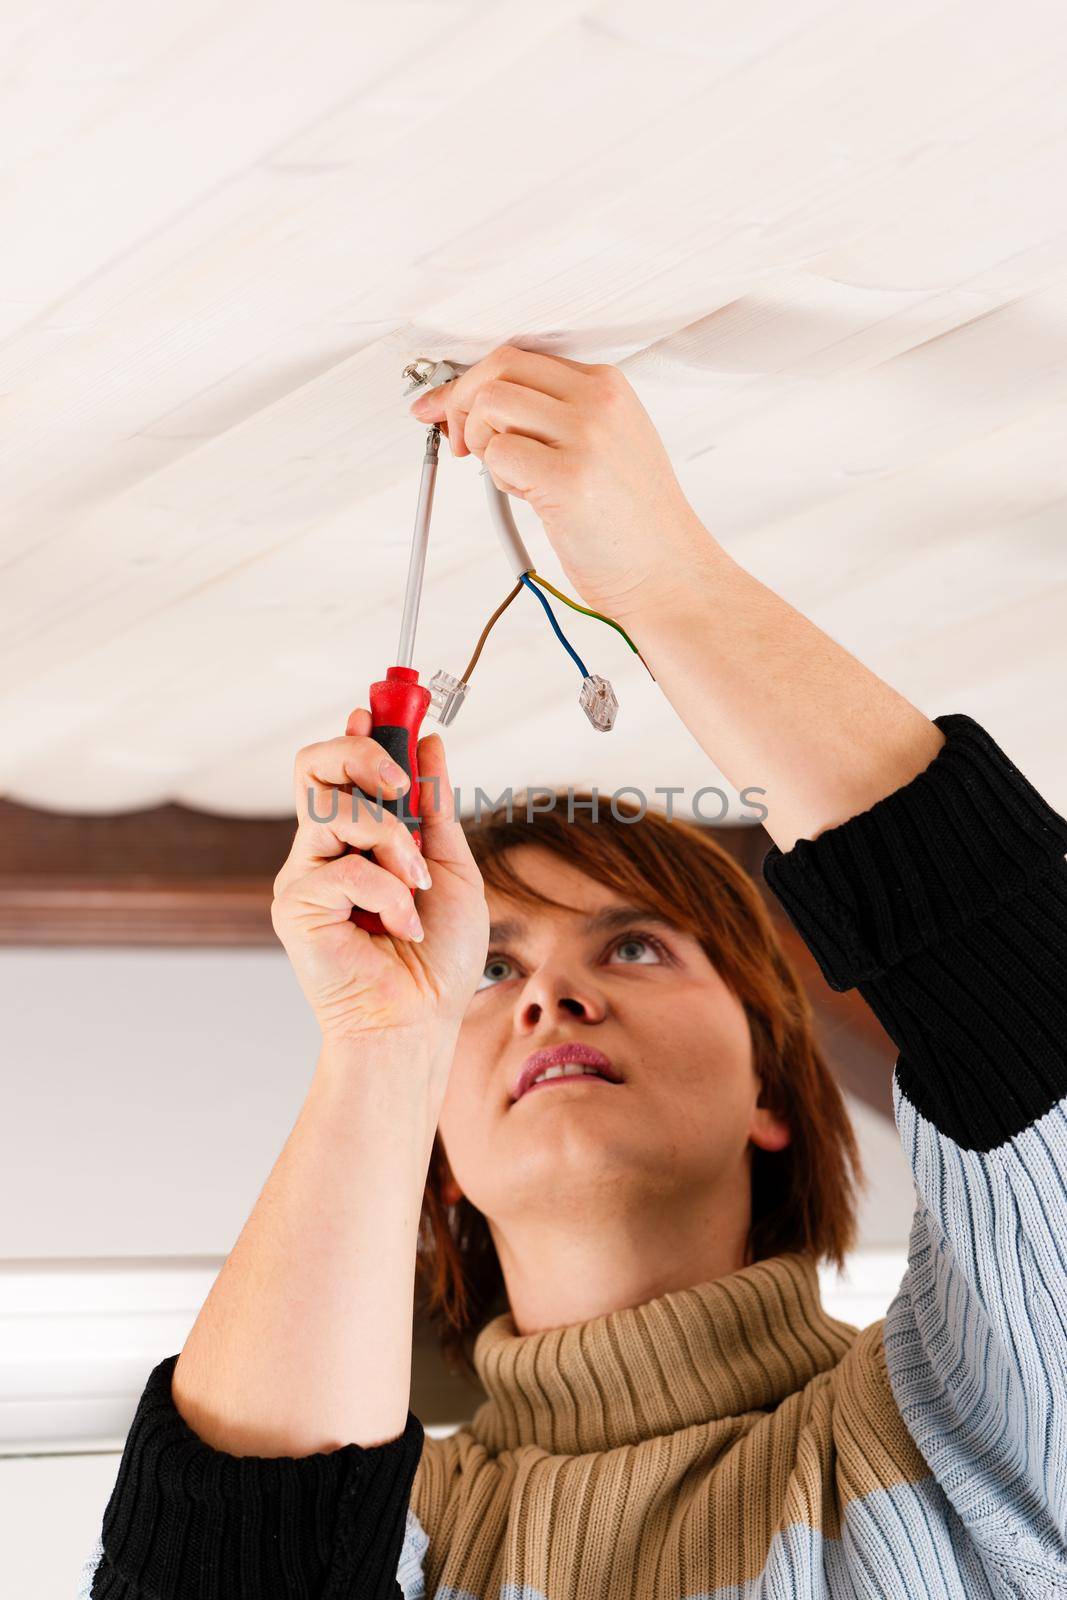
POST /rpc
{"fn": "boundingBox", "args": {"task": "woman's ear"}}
[749,1087,792,1154]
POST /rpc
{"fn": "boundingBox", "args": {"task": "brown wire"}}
[462,579,523,683]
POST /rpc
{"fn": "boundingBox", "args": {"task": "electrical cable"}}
[519,572,589,678]
[461,578,523,684]
[527,571,656,681]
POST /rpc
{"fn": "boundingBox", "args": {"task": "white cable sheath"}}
[479,466,533,577]
[416,359,533,578]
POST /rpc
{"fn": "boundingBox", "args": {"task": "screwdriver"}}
[350,422,440,935]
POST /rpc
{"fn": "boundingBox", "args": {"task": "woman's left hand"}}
[408,344,713,624]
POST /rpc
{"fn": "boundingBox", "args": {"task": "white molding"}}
[0,1257,219,1455]
[0,1252,909,1456]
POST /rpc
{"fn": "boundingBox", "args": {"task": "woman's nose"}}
[515,971,607,1030]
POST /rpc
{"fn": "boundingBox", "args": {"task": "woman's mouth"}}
[519,1068,618,1098]
[511,1043,622,1101]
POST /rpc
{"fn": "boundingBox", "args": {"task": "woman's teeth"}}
[530,1063,604,1086]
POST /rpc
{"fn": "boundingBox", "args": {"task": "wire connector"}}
[428,668,470,726]
[579,674,618,732]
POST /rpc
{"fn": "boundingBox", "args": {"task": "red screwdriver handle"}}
[351,666,431,935]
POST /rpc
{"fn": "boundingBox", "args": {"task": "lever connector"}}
[579,674,618,732]
[429,668,470,726]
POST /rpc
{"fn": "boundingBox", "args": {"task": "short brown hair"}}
[415,792,863,1384]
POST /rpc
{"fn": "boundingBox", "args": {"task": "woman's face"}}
[435,845,791,1233]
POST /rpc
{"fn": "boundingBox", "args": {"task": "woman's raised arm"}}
[84,717,489,1599]
[617,545,946,853]
[173,717,488,1456]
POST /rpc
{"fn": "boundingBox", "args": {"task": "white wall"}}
[1,947,319,1258]
[0,1451,116,1598]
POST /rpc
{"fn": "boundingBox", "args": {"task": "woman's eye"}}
[476,934,667,990]
[609,935,664,965]
[476,956,516,991]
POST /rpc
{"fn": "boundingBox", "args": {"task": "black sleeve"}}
[761,710,1067,1150]
[90,1353,425,1600]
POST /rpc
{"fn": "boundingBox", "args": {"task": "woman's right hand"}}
[271,708,489,1043]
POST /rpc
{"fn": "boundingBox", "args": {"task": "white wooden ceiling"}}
[3,0,1066,818]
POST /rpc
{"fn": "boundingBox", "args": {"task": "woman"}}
[81,348,1067,1599]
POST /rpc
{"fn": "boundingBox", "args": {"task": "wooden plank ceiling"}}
[2,0,1066,818]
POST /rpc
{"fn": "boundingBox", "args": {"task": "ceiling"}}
[3,0,1066,819]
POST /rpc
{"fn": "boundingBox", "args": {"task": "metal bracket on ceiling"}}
[401,357,465,395]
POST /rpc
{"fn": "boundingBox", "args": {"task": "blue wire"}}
[520,572,589,679]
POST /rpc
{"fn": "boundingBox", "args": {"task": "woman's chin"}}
[501,1125,643,1193]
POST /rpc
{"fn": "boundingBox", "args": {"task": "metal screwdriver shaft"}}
[397,424,441,665]
[350,422,438,935]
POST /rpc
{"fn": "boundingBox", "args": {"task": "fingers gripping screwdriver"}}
[350,422,440,935]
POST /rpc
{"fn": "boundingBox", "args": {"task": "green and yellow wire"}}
[527,572,655,681]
